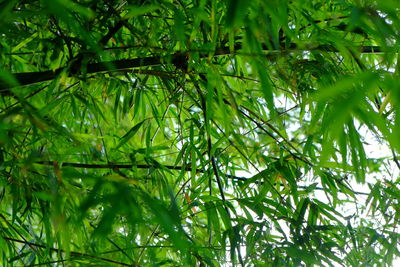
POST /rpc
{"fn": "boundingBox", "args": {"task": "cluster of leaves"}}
[0,0,399,266]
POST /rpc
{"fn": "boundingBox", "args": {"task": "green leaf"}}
[124,5,159,19]
[226,0,249,29]
[115,120,145,149]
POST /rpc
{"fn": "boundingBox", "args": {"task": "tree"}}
[0,0,399,266]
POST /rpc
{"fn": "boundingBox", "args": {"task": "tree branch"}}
[2,236,133,266]
[0,44,384,91]
[35,160,247,181]
[33,161,369,195]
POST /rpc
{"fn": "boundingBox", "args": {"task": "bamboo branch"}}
[2,236,133,266]
[33,161,369,195]
[0,44,385,91]
[34,161,247,181]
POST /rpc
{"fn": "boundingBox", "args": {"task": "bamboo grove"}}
[0,0,400,266]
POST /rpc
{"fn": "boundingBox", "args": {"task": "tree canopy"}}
[0,0,400,266]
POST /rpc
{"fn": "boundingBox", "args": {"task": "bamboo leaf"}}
[115,120,145,149]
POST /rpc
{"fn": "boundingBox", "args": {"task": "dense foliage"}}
[1,0,400,266]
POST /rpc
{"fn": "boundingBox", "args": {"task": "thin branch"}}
[0,44,386,90]
[99,20,126,47]
[33,161,370,195]
[298,15,349,32]
[391,148,400,171]
[239,105,312,165]
[0,81,79,113]
[31,259,69,266]
[2,236,133,266]
[34,161,247,181]
[0,214,40,257]
[102,244,224,254]
[136,171,194,265]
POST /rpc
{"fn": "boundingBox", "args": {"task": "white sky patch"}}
[228,90,400,264]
